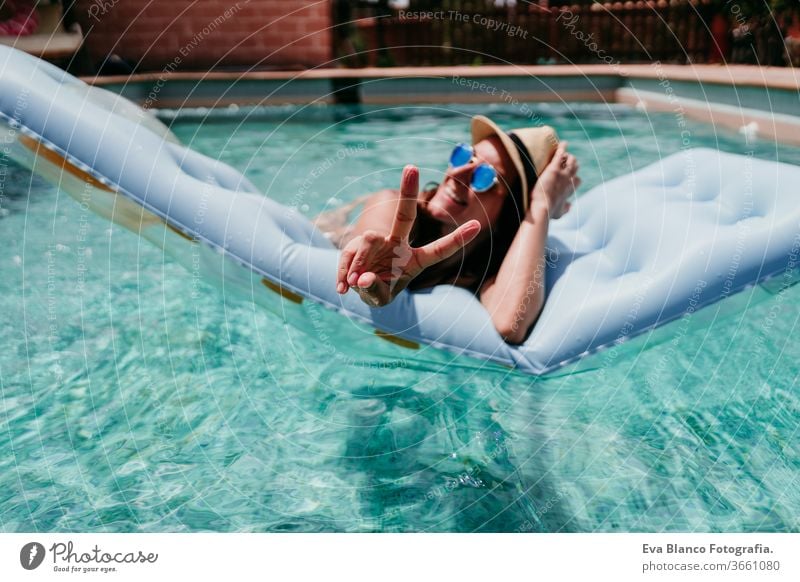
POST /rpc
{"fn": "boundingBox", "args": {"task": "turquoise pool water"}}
[1,103,799,532]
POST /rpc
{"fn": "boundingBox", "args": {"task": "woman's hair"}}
[408,175,525,293]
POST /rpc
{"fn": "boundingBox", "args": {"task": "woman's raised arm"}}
[479,142,581,344]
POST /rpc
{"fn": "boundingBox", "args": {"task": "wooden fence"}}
[335,0,790,67]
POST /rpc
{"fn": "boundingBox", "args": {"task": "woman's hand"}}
[529,141,581,219]
[336,165,481,307]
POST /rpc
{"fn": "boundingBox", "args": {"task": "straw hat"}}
[471,115,559,213]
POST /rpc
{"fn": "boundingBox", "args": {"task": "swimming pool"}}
[1,102,799,532]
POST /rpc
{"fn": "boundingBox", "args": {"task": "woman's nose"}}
[446,160,476,183]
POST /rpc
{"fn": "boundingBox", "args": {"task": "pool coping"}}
[84,63,800,90]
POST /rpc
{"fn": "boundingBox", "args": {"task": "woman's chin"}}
[426,197,463,225]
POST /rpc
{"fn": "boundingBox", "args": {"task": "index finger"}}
[389,165,419,241]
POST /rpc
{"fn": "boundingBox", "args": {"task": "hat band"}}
[508,132,538,208]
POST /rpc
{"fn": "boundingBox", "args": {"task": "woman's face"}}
[425,136,518,229]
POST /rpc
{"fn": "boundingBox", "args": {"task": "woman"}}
[316,115,580,344]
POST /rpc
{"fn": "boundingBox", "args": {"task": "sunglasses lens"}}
[471,163,496,192]
[449,143,472,167]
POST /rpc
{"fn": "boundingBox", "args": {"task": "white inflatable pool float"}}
[2,45,799,375]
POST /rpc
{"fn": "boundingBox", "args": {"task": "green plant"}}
[712,0,792,17]
[769,0,792,12]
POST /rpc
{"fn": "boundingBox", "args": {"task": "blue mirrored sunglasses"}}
[448,143,498,193]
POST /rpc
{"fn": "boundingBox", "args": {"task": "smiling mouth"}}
[444,187,468,207]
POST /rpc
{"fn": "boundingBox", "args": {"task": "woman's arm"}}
[478,206,551,344]
[479,142,580,344]
[313,191,393,249]
[343,188,401,245]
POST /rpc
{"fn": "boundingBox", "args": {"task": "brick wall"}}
[71,0,332,71]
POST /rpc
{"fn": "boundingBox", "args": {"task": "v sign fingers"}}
[336,165,475,307]
[415,219,482,272]
[389,165,419,242]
